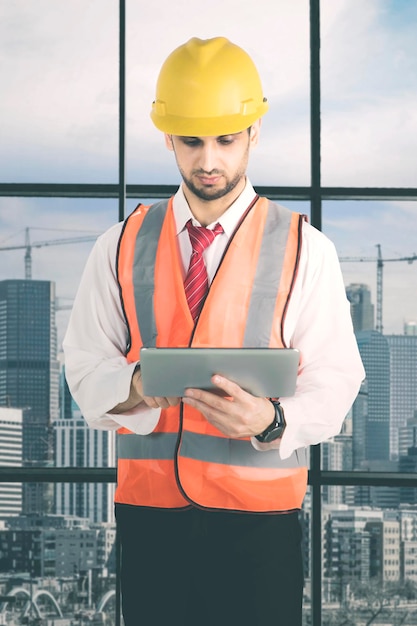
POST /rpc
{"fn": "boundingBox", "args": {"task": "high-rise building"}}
[346,284,374,332]
[399,412,417,459]
[0,279,60,513]
[321,416,353,505]
[352,379,368,469]
[0,407,23,517]
[1,514,116,578]
[354,330,390,462]
[404,322,417,336]
[54,371,116,523]
[365,517,400,582]
[386,334,417,459]
[323,506,382,593]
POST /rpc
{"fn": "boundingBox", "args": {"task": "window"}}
[0,2,416,625]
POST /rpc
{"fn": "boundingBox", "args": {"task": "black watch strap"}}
[255,399,286,443]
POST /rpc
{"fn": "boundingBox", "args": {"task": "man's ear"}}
[249,119,262,148]
[164,134,174,151]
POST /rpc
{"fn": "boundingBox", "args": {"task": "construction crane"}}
[339,244,417,333]
[0,227,99,280]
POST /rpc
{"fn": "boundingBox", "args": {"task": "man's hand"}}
[182,375,275,438]
[133,368,181,409]
[110,367,181,413]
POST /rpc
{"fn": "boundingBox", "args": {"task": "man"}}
[63,37,365,626]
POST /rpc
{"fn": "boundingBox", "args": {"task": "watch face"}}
[255,401,285,443]
[261,424,285,443]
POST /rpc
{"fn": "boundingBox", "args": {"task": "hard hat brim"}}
[151,101,268,137]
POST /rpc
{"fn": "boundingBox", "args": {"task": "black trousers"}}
[116,504,304,626]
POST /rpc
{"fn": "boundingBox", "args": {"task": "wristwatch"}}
[255,400,286,443]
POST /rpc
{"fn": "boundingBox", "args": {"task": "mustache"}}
[192,169,224,176]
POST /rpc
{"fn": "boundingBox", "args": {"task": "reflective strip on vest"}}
[118,432,178,460]
[131,199,168,348]
[118,430,307,469]
[244,201,291,347]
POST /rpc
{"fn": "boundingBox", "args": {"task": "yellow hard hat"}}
[150,37,268,136]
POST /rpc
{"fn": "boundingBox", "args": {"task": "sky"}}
[0,0,416,345]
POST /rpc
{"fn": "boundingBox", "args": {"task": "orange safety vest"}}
[115,195,308,513]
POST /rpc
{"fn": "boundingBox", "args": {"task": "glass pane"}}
[0,198,117,478]
[126,0,310,186]
[0,197,117,343]
[0,486,118,624]
[322,499,417,626]
[321,1,417,186]
[323,200,417,334]
[0,1,119,183]
[323,200,417,471]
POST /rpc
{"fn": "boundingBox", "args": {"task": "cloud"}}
[0,0,119,182]
[1,1,313,184]
[322,199,417,333]
[320,0,417,186]
[324,200,417,255]
[321,95,417,186]
[0,0,416,337]
[2,0,416,188]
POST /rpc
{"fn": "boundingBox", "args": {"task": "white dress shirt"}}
[63,179,365,460]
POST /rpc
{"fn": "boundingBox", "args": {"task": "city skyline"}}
[0,196,416,346]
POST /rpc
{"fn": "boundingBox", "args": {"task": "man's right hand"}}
[110,367,181,414]
[132,367,181,410]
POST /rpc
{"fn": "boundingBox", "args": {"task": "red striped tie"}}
[184,219,223,321]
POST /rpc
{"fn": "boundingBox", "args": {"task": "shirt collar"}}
[173,179,257,237]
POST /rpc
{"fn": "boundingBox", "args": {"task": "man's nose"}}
[199,143,218,172]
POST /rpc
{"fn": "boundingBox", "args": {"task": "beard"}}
[179,168,245,202]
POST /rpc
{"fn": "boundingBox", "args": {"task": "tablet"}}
[139,347,300,398]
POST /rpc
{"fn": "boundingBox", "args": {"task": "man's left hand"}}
[182,375,275,439]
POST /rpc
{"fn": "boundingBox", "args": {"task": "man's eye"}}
[182,138,201,147]
[218,137,234,145]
